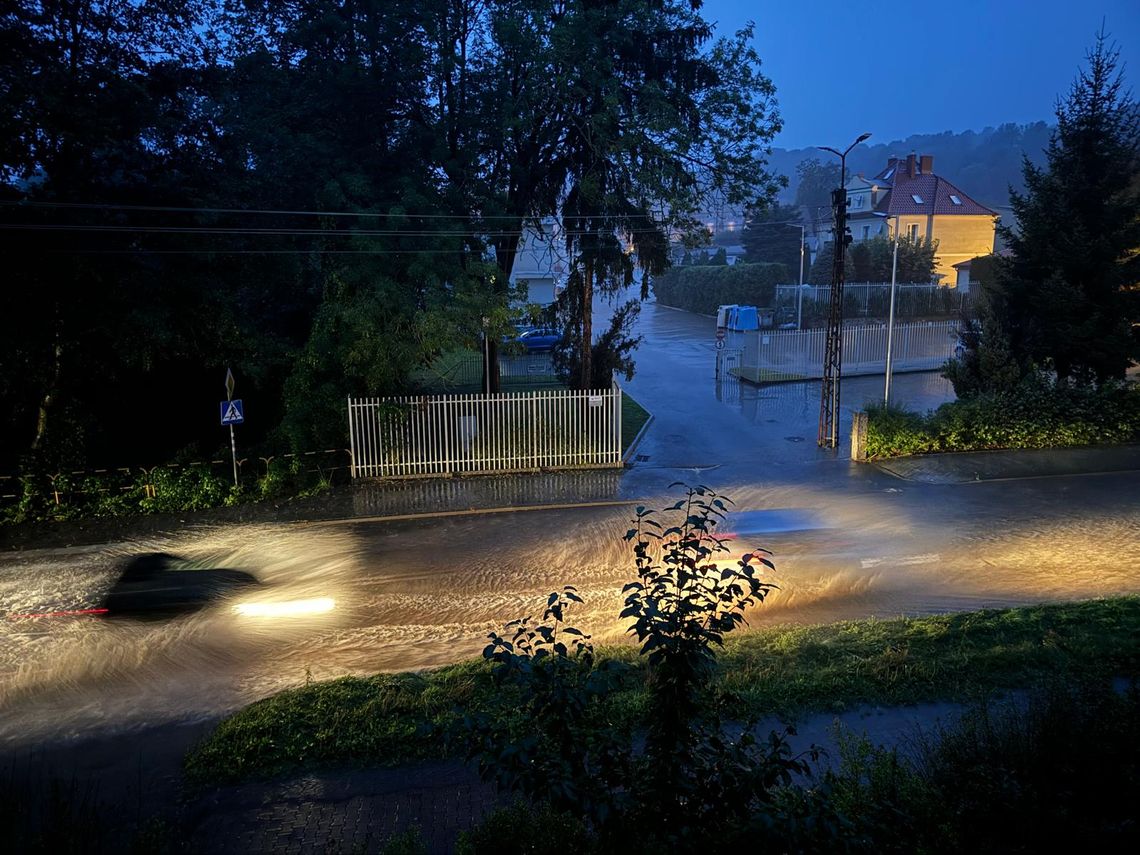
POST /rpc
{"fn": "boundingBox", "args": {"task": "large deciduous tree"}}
[553,5,782,389]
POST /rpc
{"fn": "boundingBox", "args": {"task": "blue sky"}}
[702,0,1140,149]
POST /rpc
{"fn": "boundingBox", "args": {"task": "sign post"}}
[221,368,244,488]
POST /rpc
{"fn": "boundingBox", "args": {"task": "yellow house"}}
[846,153,998,284]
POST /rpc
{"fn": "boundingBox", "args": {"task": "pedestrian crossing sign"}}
[220,399,245,425]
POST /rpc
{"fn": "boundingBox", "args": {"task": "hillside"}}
[770,122,1053,211]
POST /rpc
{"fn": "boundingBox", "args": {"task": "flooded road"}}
[3,470,1139,746]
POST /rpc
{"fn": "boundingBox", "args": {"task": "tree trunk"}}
[31,327,63,453]
[580,257,594,389]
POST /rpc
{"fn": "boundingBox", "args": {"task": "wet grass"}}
[621,392,650,454]
[184,596,1140,786]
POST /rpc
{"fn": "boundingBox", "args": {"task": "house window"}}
[911,194,924,204]
[949,194,962,205]
[908,224,919,241]
[861,225,870,239]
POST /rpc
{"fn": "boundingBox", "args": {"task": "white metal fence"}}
[348,383,623,478]
[774,283,970,321]
[732,320,958,382]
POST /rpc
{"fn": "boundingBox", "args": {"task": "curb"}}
[622,411,656,464]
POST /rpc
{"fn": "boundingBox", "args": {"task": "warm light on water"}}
[1,482,1138,747]
[233,598,336,618]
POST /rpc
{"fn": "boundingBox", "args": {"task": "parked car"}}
[505,327,561,353]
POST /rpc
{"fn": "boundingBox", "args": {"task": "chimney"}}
[919,154,933,175]
[906,153,916,178]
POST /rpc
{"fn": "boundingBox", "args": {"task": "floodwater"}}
[3,474,1139,747]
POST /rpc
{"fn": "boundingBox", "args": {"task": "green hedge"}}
[865,379,1140,459]
[652,262,790,314]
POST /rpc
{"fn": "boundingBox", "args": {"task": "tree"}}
[551,7,782,388]
[808,240,853,283]
[794,157,840,237]
[849,235,938,283]
[741,203,802,273]
[987,31,1140,384]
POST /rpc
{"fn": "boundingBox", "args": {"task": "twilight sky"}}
[702,0,1140,150]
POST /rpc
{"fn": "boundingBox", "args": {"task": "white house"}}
[509,217,568,306]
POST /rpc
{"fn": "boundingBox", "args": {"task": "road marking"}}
[861,553,941,569]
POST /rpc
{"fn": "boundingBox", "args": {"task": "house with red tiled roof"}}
[844,153,999,284]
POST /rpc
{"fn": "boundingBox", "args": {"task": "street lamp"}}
[781,222,807,328]
[814,132,871,449]
[875,212,901,406]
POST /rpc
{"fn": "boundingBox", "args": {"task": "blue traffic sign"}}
[220,399,245,425]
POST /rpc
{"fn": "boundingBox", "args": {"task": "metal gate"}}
[348,383,623,478]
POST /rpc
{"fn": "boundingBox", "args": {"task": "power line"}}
[0,199,690,224]
[51,248,498,255]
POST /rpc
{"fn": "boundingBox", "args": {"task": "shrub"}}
[825,681,1140,853]
[456,801,596,854]
[461,486,819,851]
[865,376,1140,458]
[651,263,789,314]
[139,465,232,513]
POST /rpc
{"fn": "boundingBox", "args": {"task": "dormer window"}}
[911,194,924,204]
[950,195,962,205]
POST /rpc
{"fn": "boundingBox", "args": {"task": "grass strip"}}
[185,596,1140,786]
[621,392,650,454]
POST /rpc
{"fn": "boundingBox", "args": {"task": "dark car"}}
[506,327,561,353]
[101,552,259,617]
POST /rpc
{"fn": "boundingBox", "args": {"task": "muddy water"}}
[2,485,1139,746]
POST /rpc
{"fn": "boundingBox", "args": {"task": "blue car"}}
[506,327,561,353]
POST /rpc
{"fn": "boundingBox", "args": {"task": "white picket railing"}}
[348,383,623,478]
[733,320,958,381]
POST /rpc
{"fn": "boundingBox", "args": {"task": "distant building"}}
[509,218,568,305]
[844,153,999,284]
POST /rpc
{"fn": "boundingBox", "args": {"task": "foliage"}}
[865,375,1140,458]
[461,587,630,823]
[808,239,855,283]
[620,391,651,453]
[652,263,790,314]
[1,453,343,527]
[184,596,1140,784]
[741,202,803,271]
[957,31,1140,388]
[793,157,840,239]
[825,681,1140,853]
[849,235,938,284]
[461,487,817,850]
[456,801,596,855]
[551,297,643,390]
[549,6,783,388]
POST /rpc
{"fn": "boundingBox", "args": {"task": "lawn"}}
[184,596,1140,786]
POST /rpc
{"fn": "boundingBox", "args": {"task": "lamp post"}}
[815,132,871,449]
[875,213,901,406]
[777,222,807,328]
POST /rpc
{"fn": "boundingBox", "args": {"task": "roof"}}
[868,156,997,218]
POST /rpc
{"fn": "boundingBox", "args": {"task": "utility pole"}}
[816,133,870,448]
[883,215,901,406]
